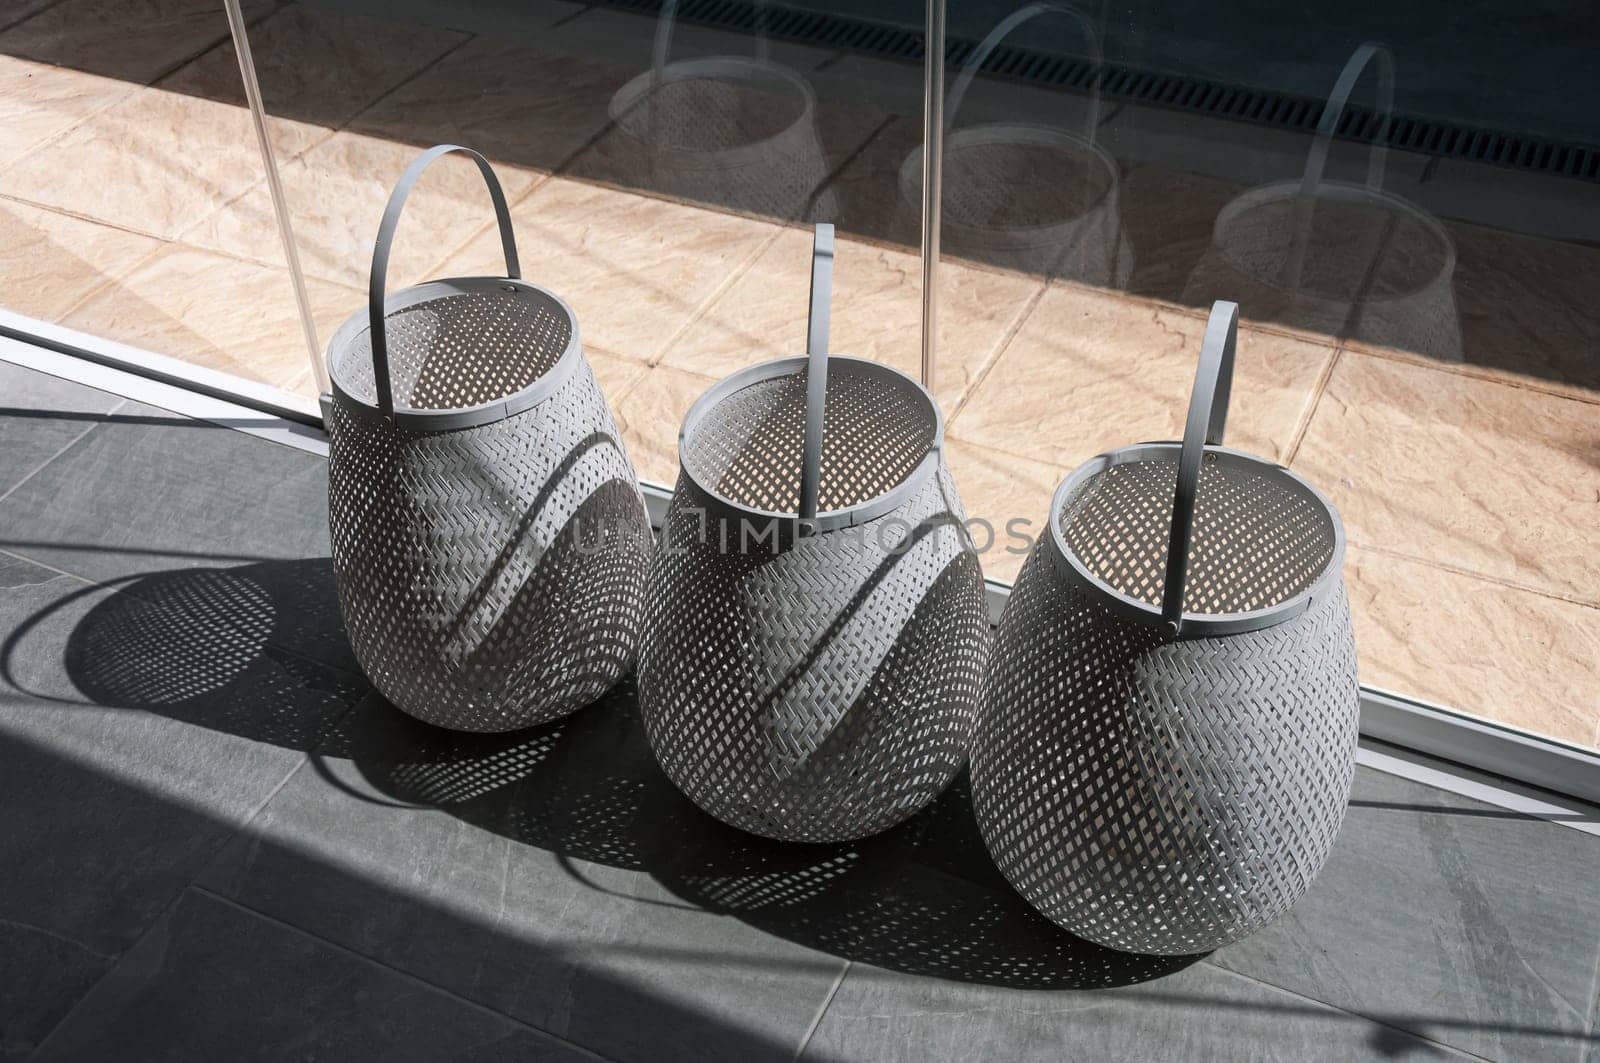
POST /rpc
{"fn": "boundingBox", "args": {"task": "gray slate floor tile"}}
[200,688,851,1063]
[800,960,1468,1062]
[0,924,111,1063]
[0,400,329,581]
[0,553,363,957]
[0,363,124,497]
[32,890,595,1063]
[1211,767,1600,1061]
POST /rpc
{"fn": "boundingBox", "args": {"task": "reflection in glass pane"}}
[937,0,1599,751]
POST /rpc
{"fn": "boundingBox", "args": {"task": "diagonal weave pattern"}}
[973,543,1359,955]
[327,354,651,732]
[640,463,990,843]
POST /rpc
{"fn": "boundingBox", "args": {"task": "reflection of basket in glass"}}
[639,226,989,844]
[607,0,834,221]
[1184,43,1460,360]
[900,1,1130,284]
[973,301,1360,955]
[324,145,651,733]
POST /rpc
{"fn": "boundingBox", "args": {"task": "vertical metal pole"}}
[919,0,945,395]
[223,0,328,396]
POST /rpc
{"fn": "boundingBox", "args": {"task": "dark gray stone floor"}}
[1,363,1596,1062]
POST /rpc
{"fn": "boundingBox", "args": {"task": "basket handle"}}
[944,1,1103,143]
[652,0,771,75]
[1282,42,1394,294]
[1162,300,1239,635]
[368,144,521,418]
[798,223,835,523]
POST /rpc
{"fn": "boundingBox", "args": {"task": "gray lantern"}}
[324,145,650,733]
[639,225,989,843]
[973,300,1359,955]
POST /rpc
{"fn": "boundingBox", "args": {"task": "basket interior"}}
[1218,192,1451,302]
[616,69,806,152]
[331,287,572,412]
[683,361,937,515]
[1057,452,1337,616]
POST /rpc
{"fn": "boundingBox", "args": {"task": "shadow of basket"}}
[18,559,364,752]
[342,679,1202,990]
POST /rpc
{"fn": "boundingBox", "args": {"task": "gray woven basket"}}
[972,300,1359,955]
[324,144,650,733]
[638,225,990,843]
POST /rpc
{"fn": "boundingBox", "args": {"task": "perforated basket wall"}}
[972,451,1360,955]
[638,361,990,843]
[608,57,835,221]
[326,282,651,732]
[1184,182,1460,362]
[900,127,1132,285]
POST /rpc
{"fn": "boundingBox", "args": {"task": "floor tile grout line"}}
[643,221,793,370]
[1584,944,1600,1042]
[791,959,849,1062]
[1195,960,1498,1062]
[1281,343,1343,467]
[26,867,206,1061]
[623,109,898,371]
[0,396,125,508]
[27,750,330,1061]
[0,546,95,586]
[1339,340,1600,409]
[1,0,288,192]
[945,277,1050,425]
[187,885,615,1062]
[0,190,168,243]
[0,0,68,34]
[167,27,485,267]
[1349,539,1600,612]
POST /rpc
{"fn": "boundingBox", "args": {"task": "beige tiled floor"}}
[0,55,135,169]
[1291,350,1600,607]
[0,0,1594,752]
[437,176,781,364]
[58,243,357,388]
[0,197,163,322]
[949,282,1335,468]
[187,129,548,292]
[664,226,1043,408]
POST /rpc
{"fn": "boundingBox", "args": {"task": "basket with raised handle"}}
[972,300,1360,955]
[898,1,1130,284]
[638,224,990,843]
[603,0,834,222]
[323,144,651,733]
[1184,43,1459,360]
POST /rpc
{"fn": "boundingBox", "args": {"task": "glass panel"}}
[240,0,928,489]
[0,0,318,396]
[937,0,1599,752]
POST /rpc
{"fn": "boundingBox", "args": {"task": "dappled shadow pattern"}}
[46,556,1193,987]
[12,560,363,751]
[344,683,1198,989]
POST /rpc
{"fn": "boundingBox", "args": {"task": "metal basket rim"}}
[677,354,945,534]
[1044,441,1347,637]
[1210,178,1458,303]
[325,277,583,431]
[609,55,818,171]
